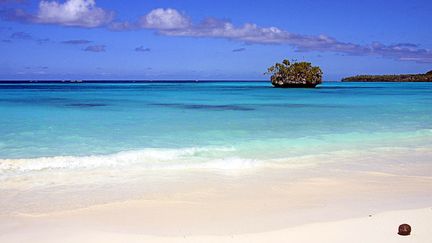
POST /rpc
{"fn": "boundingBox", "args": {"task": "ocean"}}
[1,81,431,214]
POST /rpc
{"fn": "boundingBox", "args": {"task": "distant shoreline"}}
[342,71,432,82]
[0,80,268,84]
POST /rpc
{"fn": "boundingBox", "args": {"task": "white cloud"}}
[140,8,190,29]
[1,3,432,63]
[157,17,356,49]
[138,11,432,63]
[35,0,114,27]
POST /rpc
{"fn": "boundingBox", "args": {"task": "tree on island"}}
[266,59,323,88]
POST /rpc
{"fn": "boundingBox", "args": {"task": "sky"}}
[1,0,431,81]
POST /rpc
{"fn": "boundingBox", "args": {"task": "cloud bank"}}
[1,2,432,62]
[130,9,432,63]
[36,0,113,27]
[1,0,113,27]
[140,8,190,30]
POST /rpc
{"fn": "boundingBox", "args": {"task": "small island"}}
[342,70,432,82]
[266,59,323,88]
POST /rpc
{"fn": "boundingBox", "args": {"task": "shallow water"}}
[1,81,431,156]
[0,81,431,213]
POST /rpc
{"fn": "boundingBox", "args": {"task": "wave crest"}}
[0,147,260,173]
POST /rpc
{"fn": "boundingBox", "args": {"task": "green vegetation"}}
[342,70,432,82]
[266,59,323,88]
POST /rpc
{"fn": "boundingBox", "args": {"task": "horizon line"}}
[0,80,341,83]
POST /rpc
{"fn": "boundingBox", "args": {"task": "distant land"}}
[342,70,432,82]
[0,80,265,84]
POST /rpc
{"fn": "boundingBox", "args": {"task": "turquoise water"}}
[0,81,431,173]
[1,81,432,214]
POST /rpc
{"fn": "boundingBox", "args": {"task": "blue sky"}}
[1,0,431,80]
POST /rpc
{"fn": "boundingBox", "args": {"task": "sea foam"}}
[0,147,262,174]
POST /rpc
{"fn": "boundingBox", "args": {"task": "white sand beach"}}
[1,167,431,243]
[1,205,430,243]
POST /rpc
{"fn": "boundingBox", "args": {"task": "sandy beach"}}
[1,165,431,243]
[1,204,431,243]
